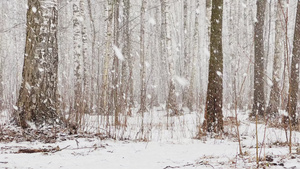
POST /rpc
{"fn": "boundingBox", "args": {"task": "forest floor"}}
[0,108,299,169]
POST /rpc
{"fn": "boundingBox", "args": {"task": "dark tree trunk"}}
[0,3,2,111]
[0,38,2,111]
[16,0,59,128]
[203,0,224,133]
[251,0,266,118]
[287,1,300,126]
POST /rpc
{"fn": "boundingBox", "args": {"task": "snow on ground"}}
[0,108,300,169]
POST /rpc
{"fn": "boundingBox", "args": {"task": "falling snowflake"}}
[174,76,189,87]
[113,45,124,61]
[32,6,37,13]
[149,17,156,25]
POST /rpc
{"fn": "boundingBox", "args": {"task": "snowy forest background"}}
[0,0,300,131]
[1,0,300,168]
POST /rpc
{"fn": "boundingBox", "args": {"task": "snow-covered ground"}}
[0,108,299,169]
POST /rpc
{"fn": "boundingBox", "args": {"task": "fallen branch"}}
[163,163,194,169]
[17,145,70,154]
[18,147,59,154]
[53,145,70,152]
[163,161,214,169]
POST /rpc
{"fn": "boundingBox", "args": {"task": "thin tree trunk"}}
[227,0,235,110]
[281,0,289,110]
[0,32,3,111]
[120,0,128,115]
[139,0,147,114]
[123,0,133,115]
[251,0,266,118]
[80,0,90,118]
[206,0,212,46]
[287,0,300,126]
[267,0,285,117]
[112,0,120,126]
[187,0,200,111]
[0,13,2,111]
[182,0,189,107]
[73,0,84,126]
[101,2,113,117]
[87,0,97,113]
[159,0,168,105]
[161,0,179,116]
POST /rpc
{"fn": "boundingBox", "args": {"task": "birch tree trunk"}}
[112,0,120,126]
[101,1,113,116]
[267,0,285,117]
[281,0,289,110]
[120,0,127,114]
[182,0,189,107]
[139,0,147,114]
[228,0,237,109]
[161,0,179,115]
[16,0,59,128]
[206,0,212,49]
[87,0,96,113]
[187,0,200,111]
[80,0,91,116]
[159,0,168,105]
[123,0,133,115]
[73,0,84,126]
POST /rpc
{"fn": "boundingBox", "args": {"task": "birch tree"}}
[113,0,121,126]
[16,0,59,128]
[139,0,147,114]
[206,0,212,46]
[73,0,84,126]
[101,1,113,116]
[123,0,133,115]
[187,0,200,111]
[182,0,189,107]
[159,0,168,105]
[161,0,179,115]
[87,0,97,113]
[81,0,91,116]
[267,0,285,117]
